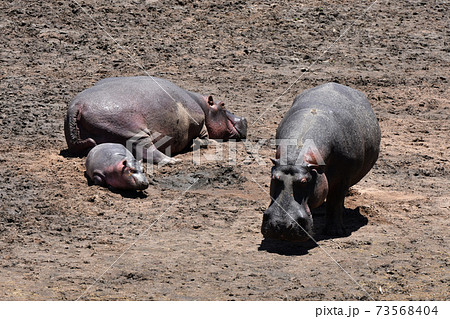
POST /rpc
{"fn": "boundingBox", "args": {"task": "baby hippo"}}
[85,143,149,190]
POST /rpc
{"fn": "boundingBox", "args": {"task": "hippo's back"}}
[287,82,375,125]
[278,82,381,186]
[72,76,204,119]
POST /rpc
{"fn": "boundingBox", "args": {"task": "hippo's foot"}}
[191,137,210,149]
[157,156,180,166]
[69,137,97,155]
[324,222,348,237]
[141,145,179,166]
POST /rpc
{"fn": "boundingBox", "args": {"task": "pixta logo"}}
[275,138,325,166]
[126,130,173,173]
[126,132,324,173]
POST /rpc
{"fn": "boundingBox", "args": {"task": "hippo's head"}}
[261,158,328,242]
[108,158,149,191]
[203,96,247,140]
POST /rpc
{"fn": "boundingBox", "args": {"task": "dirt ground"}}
[0,0,448,300]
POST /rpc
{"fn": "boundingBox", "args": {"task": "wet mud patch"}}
[153,166,247,191]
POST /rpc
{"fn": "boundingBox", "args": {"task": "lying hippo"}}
[85,143,149,190]
[262,82,381,241]
[64,76,247,164]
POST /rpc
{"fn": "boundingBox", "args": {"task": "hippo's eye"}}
[294,176,309,186]
[271,173,281,180]
[126,168,137,176]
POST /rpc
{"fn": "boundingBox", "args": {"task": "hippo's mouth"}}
[261,223,313,242]
[226,112,247,140]
[261,202,314,242]
[130,174,149,190]
[228,120,243,139]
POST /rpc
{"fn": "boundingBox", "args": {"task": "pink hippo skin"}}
[64,76,247,164]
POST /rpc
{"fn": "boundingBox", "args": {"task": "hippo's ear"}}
[120,160,128,174]
[218,101,225,109]
[207,95,219,111]
[307,163,325,174]
[270,158,280,166]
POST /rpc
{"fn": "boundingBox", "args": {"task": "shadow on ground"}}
[258,206,368,255]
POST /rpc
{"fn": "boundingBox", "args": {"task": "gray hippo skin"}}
[85,143,149,190]
[262,82,381,241]
[65,76,247,164]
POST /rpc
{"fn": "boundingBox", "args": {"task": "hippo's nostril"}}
[295,219,305,229]
[294,217,312,233]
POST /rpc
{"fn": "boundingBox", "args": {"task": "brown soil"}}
[0,0,448,300]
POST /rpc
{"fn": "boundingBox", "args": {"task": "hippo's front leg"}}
[190,122,217,150]
[199,122,208,139]
[143,144,179,165]
[324,186,348,236]
[128,138,175,166]
[125,129,179,165]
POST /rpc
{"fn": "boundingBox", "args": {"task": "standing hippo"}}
[262,82,381,241]
[85,143,149,190]
[64,76,247,164]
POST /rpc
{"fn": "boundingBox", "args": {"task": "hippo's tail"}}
[64,102,96,155]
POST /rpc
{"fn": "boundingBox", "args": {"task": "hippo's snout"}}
[133,172,149,190]
[261,204,313,242]
[234,116,247,140]
[225,110,247,140]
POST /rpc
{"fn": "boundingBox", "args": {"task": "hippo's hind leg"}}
[324,186,348,237]
[68,136,97,155]
[64,103,97,154]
